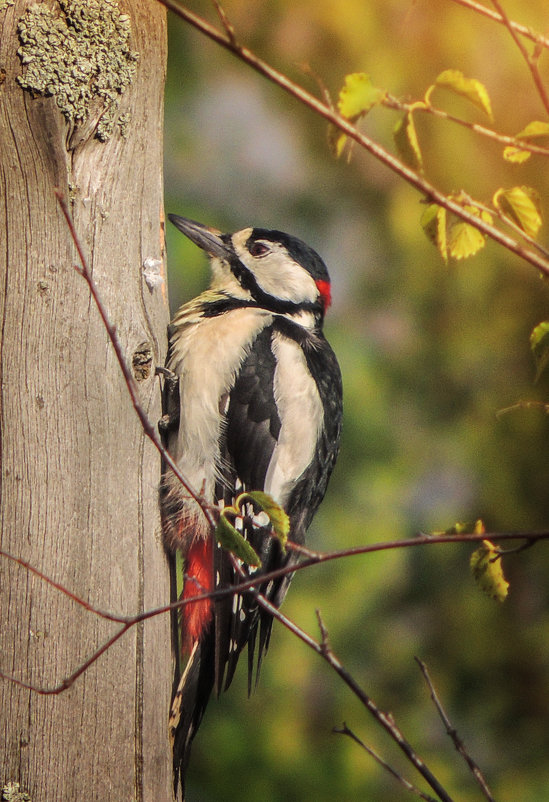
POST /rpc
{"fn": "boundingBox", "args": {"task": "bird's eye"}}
[249,241,270,257]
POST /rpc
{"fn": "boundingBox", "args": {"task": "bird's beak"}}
[168,214,231,260]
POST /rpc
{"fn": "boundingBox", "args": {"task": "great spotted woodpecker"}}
[160,215,343,797]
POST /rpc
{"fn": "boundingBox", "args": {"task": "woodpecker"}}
[160,215,342,798]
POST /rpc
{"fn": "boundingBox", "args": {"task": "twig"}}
[0,548,129,624]
[416,659,497,802]
[334,723,441,802]
[490,0,549,116]
[211,0,236,45]
[157,0,549,278]
[456,193,549,261]
[54,190,216,532]
[447,0,549,51]
[0,617,133,695]
[496,400,549,418]
[384,93,549,160]
[4,527,549,695]
[237,578,456,802]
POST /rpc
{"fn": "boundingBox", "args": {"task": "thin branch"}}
[496,400,549,417]
[0,548,129,623]
[490,0,549,116]
[456,193,549,261]
[4,528,549,695]
[334,723,441,802]
[158,0,549,278]
[384,93,549,160]
[0,621,133,695]
[416,659,497,802]
[4,527,549,628]
[54,190,216,532]
[447,0,549,51]
[211,0,236,45]
[233,569,456,802]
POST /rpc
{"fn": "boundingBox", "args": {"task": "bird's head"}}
[169,215,332,326]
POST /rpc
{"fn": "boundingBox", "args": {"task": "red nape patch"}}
[316,279,332,310]
[181,537,213,654]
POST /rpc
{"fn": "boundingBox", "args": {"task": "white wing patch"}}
[265,331,323,505]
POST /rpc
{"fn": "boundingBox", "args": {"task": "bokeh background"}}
[163,2,549,799]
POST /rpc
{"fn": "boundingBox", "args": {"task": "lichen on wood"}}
[16,0,139,141]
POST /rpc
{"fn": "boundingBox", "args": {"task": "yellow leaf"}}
[503,146,531,164]
[435,69,493,120]
[337,72,385,120]
[493,186,542,238]
[503,121,549,163]
[515,120,549,140]
[432,519,485,536]
[448,221,486,260]
[470,539,509,602]
[530,321,549,382]
[473,519,485,535]
[328,124,348,159]
[394,111,423,170]
[420,203,447,262]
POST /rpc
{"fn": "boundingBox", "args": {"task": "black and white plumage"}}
[160,216,343,798]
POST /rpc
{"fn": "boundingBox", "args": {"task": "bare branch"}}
[211,0,236,45]
[0,622,133,696]
[334,723,441,802]
[416,659,497,802]
[54,190,216,532]
[490,0,549,115]
[0,548,130,624]
[3,523,549,696]
[496,400,549,417]
[234,569,456,802]
[447,0,549,51]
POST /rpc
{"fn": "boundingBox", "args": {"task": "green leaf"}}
[175,549,185,600]
[470,539,509,602]
[447,220,486,260]
[237,490,290,550]
[420,203,447,262]
[493,186,542,238]
[530,321,549,382]
[337,73,385,120]
[503,121,549,163]
[215,515,262,567]
[434,69,493,119]
[394,111,423,170]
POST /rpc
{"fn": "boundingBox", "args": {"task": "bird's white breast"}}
[168,306,273,499]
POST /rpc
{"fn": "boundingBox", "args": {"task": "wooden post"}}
[0,2,172,799]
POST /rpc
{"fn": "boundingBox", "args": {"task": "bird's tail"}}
[170,634,215,801]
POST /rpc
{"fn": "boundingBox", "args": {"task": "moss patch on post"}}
[1,782,32,802]
[16,0,138,142]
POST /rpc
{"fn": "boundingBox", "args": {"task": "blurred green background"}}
[163,2,549,799]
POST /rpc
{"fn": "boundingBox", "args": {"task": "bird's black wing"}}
[214,319,343,692]
[213,323,288,691]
